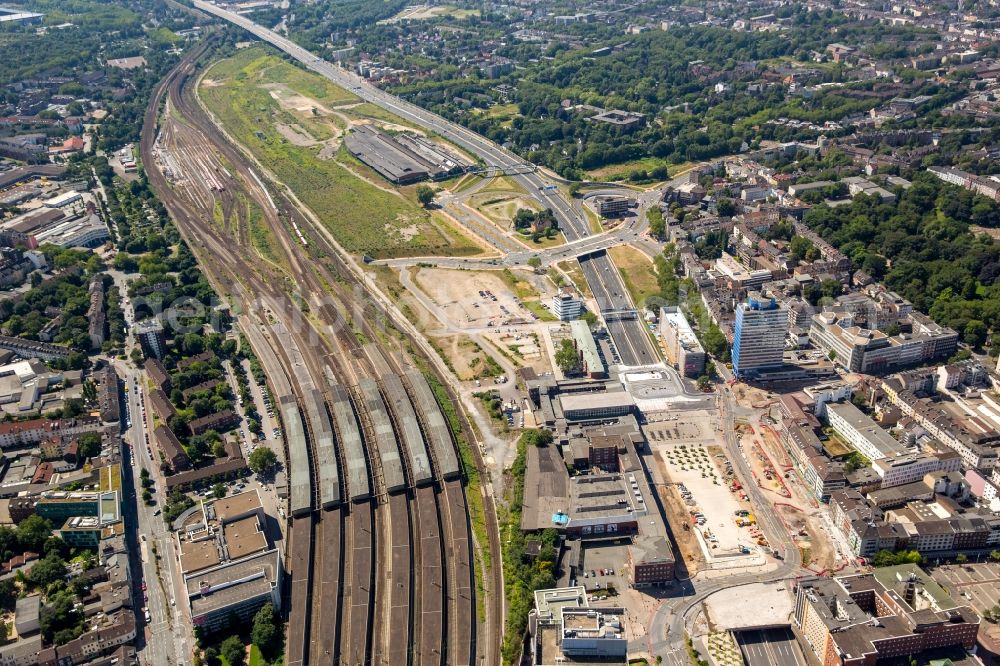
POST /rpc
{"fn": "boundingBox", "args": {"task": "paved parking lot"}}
[579,541,629,597]
[931,561,1000,611]
[734,627,804,666]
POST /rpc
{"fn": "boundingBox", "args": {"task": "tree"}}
[842,451,870,473]
[789,235,815,262]
[696,375,712,392]
[16,515,51,552]
[647,207,666,239]
[527,256,542,270]
[873,549,922,567]
[956,553,968,564]
[990,550,1000,562]
[77,432,102,460]
[81,380,97,404]
[964,320,987,348]
[716,198,736,217]
[27,554,66,588]
[251,602,281,656]
[212,440,227,458]
[416,185,435,207]
[220,635,245,666]
[554,339,580,375]
[249,447,278,476]
[580,311,598,327]
[212,483,226,499]
[521,429,553,447]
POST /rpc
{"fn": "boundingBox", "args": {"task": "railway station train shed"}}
[357,377,406,493]
[329,383,370,501]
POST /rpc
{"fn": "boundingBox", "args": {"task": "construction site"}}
[648,413,768,570]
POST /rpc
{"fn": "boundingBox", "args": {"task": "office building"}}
[810,309,958,375]
[135,319,167,359]
[178,490,282,633]
[592,195,633,218]
[529,587,627,665]
[732,292,787,378]
[551,287,583,321]
[872,452,956,489]
[659,306,706,377]
[629,535,675,586]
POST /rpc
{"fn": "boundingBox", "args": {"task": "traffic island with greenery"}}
[513,208,560,244]
[501,428,559,665]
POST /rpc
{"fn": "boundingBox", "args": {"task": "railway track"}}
[143,39,481,666]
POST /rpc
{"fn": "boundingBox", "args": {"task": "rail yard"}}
[140,33,489,666]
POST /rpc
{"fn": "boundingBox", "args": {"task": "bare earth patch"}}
[275,123,316,146]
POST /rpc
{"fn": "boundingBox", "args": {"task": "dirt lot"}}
[430,334,501,381]
[656,481,706,576]
[484,329,551,374]
[737,424,842,572]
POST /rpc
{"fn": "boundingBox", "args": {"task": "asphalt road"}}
[372,220,647,270]
[736,628,804,666]
[111,280,192,666]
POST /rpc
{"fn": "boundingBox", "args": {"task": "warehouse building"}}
[344,124,470,184]
[568,320,605,379]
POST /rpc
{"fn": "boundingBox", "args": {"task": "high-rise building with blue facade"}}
[732,292,787,378]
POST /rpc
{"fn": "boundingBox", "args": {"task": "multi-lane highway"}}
[191,0,660,367]
[736,628,805,666]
